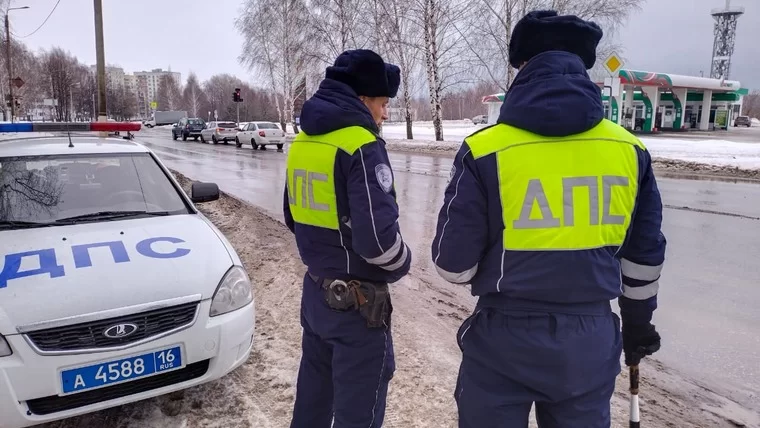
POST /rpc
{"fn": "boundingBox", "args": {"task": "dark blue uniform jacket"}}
[431,51,666,325]
[284,78,412,284]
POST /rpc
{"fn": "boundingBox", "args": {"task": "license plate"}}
[60,345,183,394]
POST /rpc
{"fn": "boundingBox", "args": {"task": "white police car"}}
[0,122,255,427]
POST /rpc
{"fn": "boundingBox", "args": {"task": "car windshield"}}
[188,119,203,124]
[256,123,279,129]
[0,153,190,227]
[218,122,237,128]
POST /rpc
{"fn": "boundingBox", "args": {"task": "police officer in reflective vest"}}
[283,49,412,428]
[432,10,666,427]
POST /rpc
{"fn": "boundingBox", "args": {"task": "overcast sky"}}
[7,0,759,89]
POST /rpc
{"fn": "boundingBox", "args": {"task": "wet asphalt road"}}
[137,129,760,406]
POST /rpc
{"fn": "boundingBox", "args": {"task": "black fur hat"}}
[508,10,603,69]
[326,49,401,98]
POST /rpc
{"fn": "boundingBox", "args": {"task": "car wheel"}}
[235,137,242,148]
[172,132,177,141]
[212,135,218,144]
[182,133,187,141]
[194,136,199,141]
[260,144,267,150]
[200,135,206,143]
[277,143,284,150]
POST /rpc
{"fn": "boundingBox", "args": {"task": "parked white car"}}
[200,121,238,145]
[0,123,255,428]
[235,121,285,150]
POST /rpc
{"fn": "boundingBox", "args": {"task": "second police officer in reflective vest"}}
[432,10,666,428]
[283,49,412,428]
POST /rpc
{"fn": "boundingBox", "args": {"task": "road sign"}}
[150,101,157,109]
[214,109,218,120]
[603,52,625,75]
[11,77,24,88]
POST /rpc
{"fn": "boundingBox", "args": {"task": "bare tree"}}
[41,48,79,121]
[380,0,422,139]
[107,85,137,120]
[301,0,366,64]
[182,73,207,118]
[72,65,96,120]
[461,0,644,91]
[237,0,312,132]
[156,75,182,110]
[411,0,470,141]
[203,74,247,121]
[742,91,760,119]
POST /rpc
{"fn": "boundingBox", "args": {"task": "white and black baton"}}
[629,365,640,428]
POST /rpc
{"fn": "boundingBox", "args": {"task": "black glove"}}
[622,322,661,366]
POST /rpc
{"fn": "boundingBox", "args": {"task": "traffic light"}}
[232,88,242,103]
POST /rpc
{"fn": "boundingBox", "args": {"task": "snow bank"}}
[379,121,760,172]
[638,137,760,170]
[382,121,485,143]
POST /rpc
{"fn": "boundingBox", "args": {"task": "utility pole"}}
[5,13,13,123]
[93,0,107,127]
[4,6,29,123]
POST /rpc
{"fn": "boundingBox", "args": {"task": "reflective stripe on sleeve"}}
[435,263,478,284]
[621,258,663,281]
[380,244,409,272]
[622,281,659,300]
[364,233,403,266]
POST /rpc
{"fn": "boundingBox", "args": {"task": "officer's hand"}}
[622,322,661,366]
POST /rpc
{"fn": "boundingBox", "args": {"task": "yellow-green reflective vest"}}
[464,119,646,251]
[285,126,377,230]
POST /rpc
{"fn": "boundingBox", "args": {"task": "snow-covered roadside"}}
[41,171,758,428]
[381,137,760,180]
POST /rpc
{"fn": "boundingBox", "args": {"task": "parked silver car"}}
[235,121,285,150]
[200,121,238,144]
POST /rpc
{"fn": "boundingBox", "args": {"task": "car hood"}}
[0,214,233,334]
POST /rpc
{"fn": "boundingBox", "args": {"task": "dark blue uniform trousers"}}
[290,273,395,428]
[455,306,622,428]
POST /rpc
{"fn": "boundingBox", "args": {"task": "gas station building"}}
[481,69,749,133]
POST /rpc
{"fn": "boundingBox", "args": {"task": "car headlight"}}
[0,335,12,357]
[210,266,253,317]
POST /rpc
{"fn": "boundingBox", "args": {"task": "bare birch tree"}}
[182,73,207,118]
[380,0,422,139]
[461,0,644,91]
[237,0,312,132]
[301,0,366,64]
[411,0,470,141]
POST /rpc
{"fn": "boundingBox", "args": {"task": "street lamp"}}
[5,5,30,123]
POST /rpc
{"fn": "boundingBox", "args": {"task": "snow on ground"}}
[382,120,486,142]
[639,137,760,170]
[379,121,760,172]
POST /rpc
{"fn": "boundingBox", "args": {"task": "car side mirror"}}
[190,182,220,203]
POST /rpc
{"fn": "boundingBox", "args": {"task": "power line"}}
[16,0,62,38]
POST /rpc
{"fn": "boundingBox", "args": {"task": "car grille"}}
[26,360,210,415]
[26,302,199,352]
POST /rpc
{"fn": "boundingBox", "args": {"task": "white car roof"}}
[0,135,151,158]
